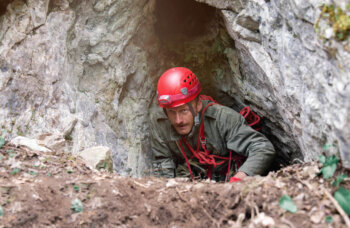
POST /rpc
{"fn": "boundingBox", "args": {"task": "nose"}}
[174,113,183,125]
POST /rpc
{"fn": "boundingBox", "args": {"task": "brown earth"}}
[0,143,349,227]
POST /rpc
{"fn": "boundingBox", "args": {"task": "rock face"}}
[0,0,349,175]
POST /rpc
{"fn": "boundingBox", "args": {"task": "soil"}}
[0,143,349,227]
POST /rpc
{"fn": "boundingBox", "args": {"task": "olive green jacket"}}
[150,100,276,179]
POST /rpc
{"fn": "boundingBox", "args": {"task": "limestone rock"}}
[77,146,113,172]
[10,136,51,153]
[36,133,66,151]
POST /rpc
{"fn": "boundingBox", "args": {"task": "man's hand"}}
[229,171,247,183]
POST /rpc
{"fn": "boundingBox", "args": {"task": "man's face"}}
[166,99,201,136]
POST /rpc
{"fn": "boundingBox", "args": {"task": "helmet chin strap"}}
[187,103,200,126]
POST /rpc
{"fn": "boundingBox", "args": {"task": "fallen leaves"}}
[0,142,349,227]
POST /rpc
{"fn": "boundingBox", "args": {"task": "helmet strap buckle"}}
[194,114,199,126]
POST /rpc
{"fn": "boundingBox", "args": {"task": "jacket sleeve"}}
[150,113,175,178]
[217,107,276,176]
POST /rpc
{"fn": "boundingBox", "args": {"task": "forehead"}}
[166,103,189,111]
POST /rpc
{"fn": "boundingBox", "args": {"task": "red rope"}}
[226,150,232,182]
[177,96,257,180]
[178,139,194,180]
[240,106,262,131]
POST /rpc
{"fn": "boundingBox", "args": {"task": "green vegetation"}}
[279,195,298,213]
[325,216,333,223]
[7,149,15,158]
[318,155,338,180]
[96,159,113,173]
[319,154,350,215]
[334,187,350,215]
[73,185,80,192]
[67,169,74,174]
[10,168,21,175]
[71,198,83,213]
[333,174,347,187]
[315,4,350,41]
[29,171,38,176]
[0,136,4,148]
[16,126,24,136]
[64,134,73,141]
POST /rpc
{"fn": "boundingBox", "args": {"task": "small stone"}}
[310,211,325,224]
[10,136,51,153]
[324,28,334,39]
[77,146,113,172]
[166,179,178,188]
[253,212,275,227]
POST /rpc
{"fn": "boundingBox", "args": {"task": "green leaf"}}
[334,187,350,215]
[279,195,298,213]
[318,155,326,164]
[10,168,21,175]
[320,155,339,180]
[333,174,347,187]
[321,163,337,180]
[0,206,3,217]
[73,185,80,192]
[7,150,15,158]
[71,198,83,213]
[29,171,38,176]
[0,137,5,148]
[325,216,333,223]
[324,155,339,166]
[323,143,336,151]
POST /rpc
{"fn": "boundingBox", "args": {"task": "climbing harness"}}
[177,95,262,181]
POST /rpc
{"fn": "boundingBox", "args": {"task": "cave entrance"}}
[151,0,300,173]
[153,0,240,108]
[154,0,216,41]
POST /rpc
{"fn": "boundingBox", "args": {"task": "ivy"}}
[279,195,297,213]
[333,174,347,187]
[334,187,350,215]
[71,198,83,213]
[0,136,4,148]
[319,155,338,180]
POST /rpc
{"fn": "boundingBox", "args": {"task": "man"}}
[150,67,275,182]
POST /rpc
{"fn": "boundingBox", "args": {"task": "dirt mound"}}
[0,144,349,227]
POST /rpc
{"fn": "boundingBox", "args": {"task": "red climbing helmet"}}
[157,67,201,108]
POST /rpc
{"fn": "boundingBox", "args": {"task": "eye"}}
[181,109,189,114]
[167,109,176,115]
